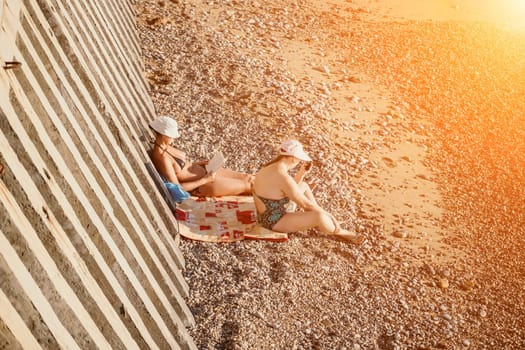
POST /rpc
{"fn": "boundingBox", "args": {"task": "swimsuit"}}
[256,194,291,230]
[154,143,186,169]
[173,156,185,169]
[154,143,208,193]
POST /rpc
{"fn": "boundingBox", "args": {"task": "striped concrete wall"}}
[0,0,196,348]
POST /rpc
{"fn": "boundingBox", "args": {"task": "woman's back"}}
[253,163,288,200]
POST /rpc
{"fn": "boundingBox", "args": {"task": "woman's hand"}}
[204,171,216,184]
[294,161,312,183]
[196,159,209,166]
[300,161,312,173]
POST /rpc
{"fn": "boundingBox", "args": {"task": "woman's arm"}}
[153,152,214,192]
[281,175,319,212]
[293,162,311,183]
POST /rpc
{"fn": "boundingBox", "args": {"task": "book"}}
[205,152,225,173]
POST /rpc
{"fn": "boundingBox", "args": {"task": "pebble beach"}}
[136,0,525,348]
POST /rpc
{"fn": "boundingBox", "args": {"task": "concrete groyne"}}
[0,0,195,348]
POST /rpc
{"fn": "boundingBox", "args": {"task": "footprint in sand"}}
[381,156,397,168]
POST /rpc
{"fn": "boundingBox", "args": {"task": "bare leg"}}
[273,210,336,234]
[272,204,364,245]
[216,168,253,181]
[197,175,252,196]
[296,182,364,244]
[328,215,365,245]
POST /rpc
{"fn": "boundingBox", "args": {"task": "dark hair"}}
[262,155,288,168]
[149,126,160,137]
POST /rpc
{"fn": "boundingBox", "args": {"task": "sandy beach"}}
[136,0,525,348]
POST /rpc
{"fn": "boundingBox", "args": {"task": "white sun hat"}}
[149,115,180,139]
[278,139,312,162]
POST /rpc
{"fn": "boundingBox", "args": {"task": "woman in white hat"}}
[149,116,253,197]
[252,140,365,244]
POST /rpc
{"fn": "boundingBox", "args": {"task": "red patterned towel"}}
[176,196,288,243]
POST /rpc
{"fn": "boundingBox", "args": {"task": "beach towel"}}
[176,196,288,243]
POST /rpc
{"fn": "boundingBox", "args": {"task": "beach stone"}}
[479,309,487,318]
[460,280,475,291]
[393,230,408,238]
[438,278,449,289]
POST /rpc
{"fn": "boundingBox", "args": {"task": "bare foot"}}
[333,229,366,245]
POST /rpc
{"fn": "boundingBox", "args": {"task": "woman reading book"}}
[253,140,365,244]
[149,116,253,200]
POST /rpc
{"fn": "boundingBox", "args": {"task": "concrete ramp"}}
[0,0,196,348]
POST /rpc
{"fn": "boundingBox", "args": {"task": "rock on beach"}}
[136,0,525,348]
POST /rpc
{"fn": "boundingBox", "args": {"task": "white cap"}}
[149,116,180,139]
[278,140,312,162]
